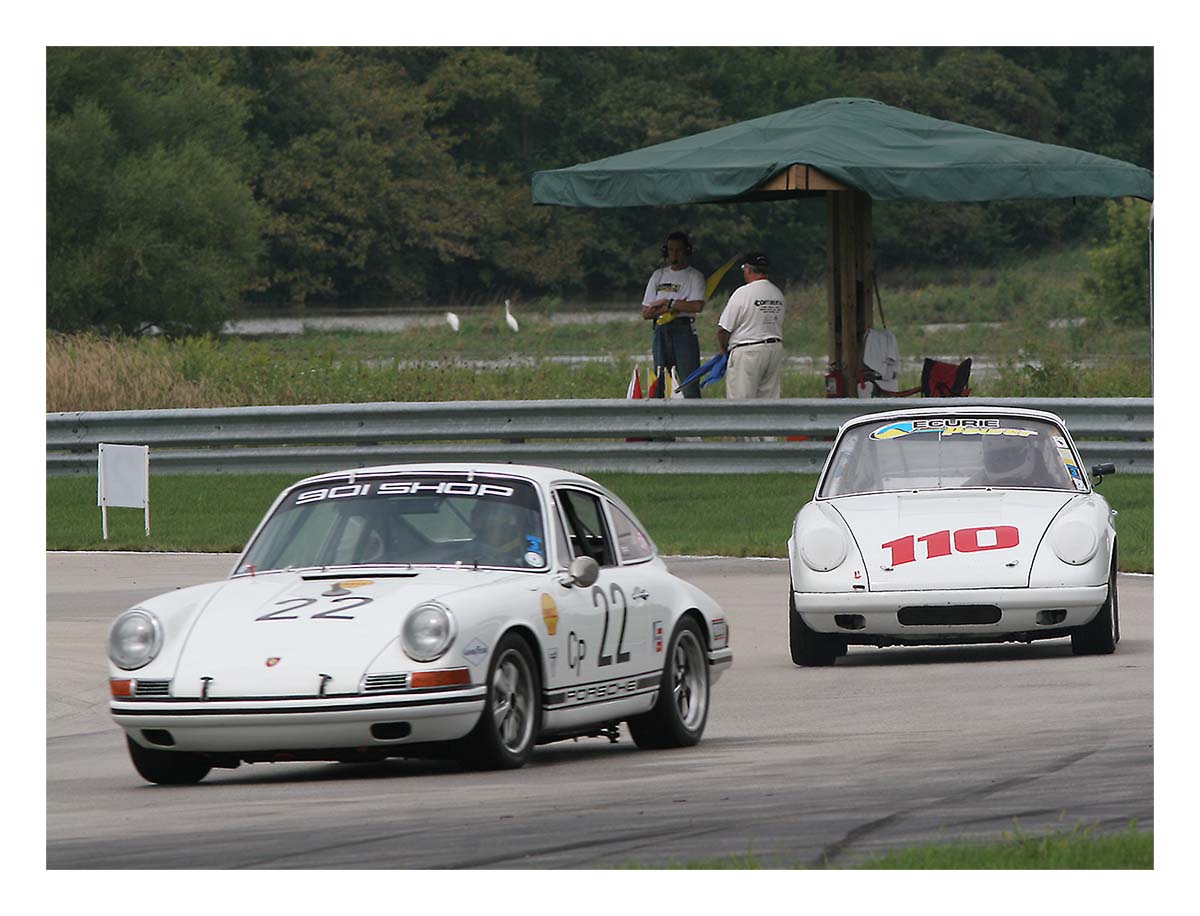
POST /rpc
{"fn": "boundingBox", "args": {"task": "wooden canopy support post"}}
[825,190,875,397]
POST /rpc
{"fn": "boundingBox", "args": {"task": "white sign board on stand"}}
[97,443,149,539]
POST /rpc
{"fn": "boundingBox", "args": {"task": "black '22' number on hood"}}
[257,596,374,621]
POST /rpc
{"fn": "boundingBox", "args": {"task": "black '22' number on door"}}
[593,584,631,667]
[257,596,374,621]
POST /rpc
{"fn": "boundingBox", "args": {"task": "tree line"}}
[46,47,1153,335]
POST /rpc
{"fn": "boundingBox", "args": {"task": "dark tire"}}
[1072,556,1120,656]
[789,585,842,666]
[628,616,709,749]
[126,736,211,785]
[458,632,541,769]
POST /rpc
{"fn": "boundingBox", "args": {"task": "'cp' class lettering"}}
[567,631,587,675]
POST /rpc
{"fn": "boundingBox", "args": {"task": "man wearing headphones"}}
[641,231,705,398]
[717,252,786,399]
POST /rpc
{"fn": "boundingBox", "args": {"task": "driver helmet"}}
[470,499,522,551]
[982,434,1037,485]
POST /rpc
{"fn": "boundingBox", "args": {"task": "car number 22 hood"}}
[170,570,515,699]
[829,489,1074,591]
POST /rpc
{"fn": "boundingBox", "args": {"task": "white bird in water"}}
[504,299,519,332]
[445,311,460,332]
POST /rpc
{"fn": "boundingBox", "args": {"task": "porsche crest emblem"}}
[266,657,281,667]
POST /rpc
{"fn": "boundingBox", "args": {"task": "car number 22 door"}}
[548,489,657,725]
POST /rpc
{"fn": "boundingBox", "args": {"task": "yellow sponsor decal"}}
[940,427,1037,437]
[541,593,559,636]
[337,580,375,589]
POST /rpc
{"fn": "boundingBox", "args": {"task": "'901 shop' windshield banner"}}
[293,479,517,505]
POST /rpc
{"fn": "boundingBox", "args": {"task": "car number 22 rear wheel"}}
[458,632,541,770]
[628,616,709,749]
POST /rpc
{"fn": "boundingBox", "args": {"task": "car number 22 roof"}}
[818,407,1089,498]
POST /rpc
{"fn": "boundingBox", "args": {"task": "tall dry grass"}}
[47,333,224,412]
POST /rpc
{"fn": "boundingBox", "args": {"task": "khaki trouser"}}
[726,341,783,399]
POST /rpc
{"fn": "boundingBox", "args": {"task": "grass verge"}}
[46,247,1151,410]
[630,824,1152,869]
[853,823,1152,869]
[46,471,1152,572]
[45,325,1150,410]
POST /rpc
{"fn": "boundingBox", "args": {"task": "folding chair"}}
[860,357,972,398]
[920,357,972,397]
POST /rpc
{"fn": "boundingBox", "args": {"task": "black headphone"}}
[661,231,693,259]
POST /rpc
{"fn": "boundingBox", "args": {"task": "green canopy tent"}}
[532,97,1153,394]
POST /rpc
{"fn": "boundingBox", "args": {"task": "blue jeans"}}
[651,318,702,398]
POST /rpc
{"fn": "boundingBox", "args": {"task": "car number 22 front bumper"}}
[111,685,487,753]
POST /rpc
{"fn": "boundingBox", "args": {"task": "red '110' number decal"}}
[881,526,1019,566]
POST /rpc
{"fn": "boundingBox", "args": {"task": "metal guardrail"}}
[47,397,1153,476]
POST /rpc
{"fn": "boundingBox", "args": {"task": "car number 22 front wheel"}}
[628,616,709,750]
[458,632,541,770]
[126,736,211,786]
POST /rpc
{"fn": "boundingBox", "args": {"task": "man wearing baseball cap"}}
[716,252,786,399]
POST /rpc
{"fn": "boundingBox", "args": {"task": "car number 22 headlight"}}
[402,603,456,662]
[108,610,163,670]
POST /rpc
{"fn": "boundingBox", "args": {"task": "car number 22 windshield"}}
[819,416,1085,498]
[238,476,548,573]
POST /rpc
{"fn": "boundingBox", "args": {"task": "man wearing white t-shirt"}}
[717,252,785,399]
[642,231,705,398]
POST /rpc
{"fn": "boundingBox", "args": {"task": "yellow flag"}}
[705,254,739,300]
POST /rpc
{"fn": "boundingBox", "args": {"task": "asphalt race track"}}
[46,552,1153,869]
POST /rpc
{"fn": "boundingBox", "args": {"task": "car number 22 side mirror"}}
[1091,462,1117,485]
[566,556,600,588]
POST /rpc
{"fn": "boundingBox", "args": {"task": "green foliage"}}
[250,50,481,304]
[47,47,1153,328]
[990,342,1150,398]
[46,48,264,335]
[1083,199,1152,325]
